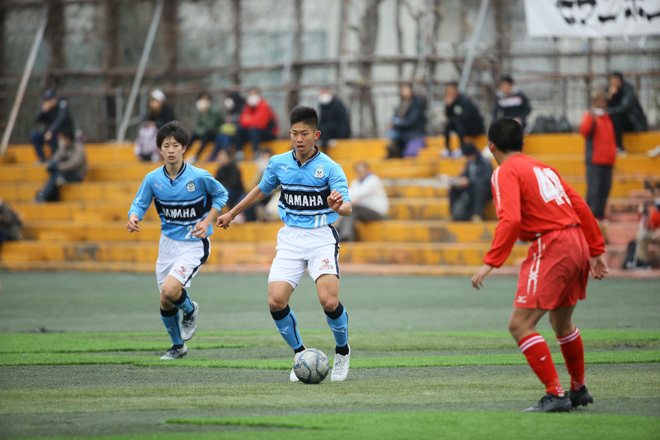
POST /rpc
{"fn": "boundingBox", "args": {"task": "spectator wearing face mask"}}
[317,86,351,151]
[210,92,245,160]
[187,92,224,163]
[233,88,279,158]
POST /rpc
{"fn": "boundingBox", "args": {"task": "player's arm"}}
[217,186,269,229]
[126,176,154,233]
[561,177,609,279]
[328,164,352,217]
[472,169,521,289]
[328,190,352,216]
[192,207,221,239]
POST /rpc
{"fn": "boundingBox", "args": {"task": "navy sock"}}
[325,302,348,351]
[173,289,194,315]
[160,307,183,346]
[271,305,304,351]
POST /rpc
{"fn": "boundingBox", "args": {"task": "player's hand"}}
[192,219,210,239]
[471,264,494,290]
[126,215,140,233]
[216,212,234,229]
[589,254,609,280]
[327,190,344,213]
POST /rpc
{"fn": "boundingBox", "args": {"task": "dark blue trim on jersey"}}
[184,237,210,285]
[329,224,341,278]
[291,147,321,167]
[161,162,187,182]
[154,194,211,225]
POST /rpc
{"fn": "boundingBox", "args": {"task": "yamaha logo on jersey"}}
[186,181,196,192]
[315,166,324,179]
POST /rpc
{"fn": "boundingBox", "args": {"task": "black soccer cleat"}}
[569,386,594,408]
[521,393,572,413]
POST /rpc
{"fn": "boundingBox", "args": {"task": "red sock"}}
[518,333,564,396]
[557,328,586,391]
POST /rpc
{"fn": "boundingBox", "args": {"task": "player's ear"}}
[315,130,321,140]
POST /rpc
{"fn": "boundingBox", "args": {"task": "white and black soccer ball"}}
[293,348,330,384]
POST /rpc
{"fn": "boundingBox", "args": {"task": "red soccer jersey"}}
[484,154,605,268]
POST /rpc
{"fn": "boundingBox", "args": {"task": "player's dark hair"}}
[488,118,523,153]
[156,120,189,148]
[500,74,514,84]
[610,71,624,81]
[290,106,318,130]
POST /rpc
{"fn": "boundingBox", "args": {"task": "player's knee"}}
[160,284,181,302]
[268,296,288,312]
[319,295,338,312]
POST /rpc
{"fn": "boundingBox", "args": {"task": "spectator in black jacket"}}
[441,142,493,222]
[30,89,74,162]
[318,87,351,151]
[146,89,176,129]
[444,82,485,157]
[387,82,427,158]
[492,75,532,129]
[214,149,244,210]
[606,71,648,154]
[211,92,245,160]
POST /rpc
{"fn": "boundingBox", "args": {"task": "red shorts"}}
[514,226,590,310]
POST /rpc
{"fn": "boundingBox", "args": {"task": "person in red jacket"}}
[234,88,279,157]
[580,92,617,220]
[471,118,609,413]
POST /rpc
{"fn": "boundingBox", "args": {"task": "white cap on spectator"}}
[150,89,166,103]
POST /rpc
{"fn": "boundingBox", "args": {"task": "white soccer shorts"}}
[268,225,340,288]
[156,234,211,292]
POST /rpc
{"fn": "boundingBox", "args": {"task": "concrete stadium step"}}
[1,174,650,204]
[0,240,528,266]
[387,198,496,220]
[1,143,136,164]
[355,220,497,243]
[21,221,281,243]
[12,198,460,222]
[3,131,658,165]
[425,132,660,155]
[1,152,656,185]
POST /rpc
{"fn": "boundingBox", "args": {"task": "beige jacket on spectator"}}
[53,140,88,179]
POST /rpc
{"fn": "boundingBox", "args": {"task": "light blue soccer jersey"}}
[258,148,350,228]
[128,163,228,241]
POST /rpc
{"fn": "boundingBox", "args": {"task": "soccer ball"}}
[293,348,330,384]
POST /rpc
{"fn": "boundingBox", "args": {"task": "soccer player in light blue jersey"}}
[217,106,353,381]
[127,121,228,360]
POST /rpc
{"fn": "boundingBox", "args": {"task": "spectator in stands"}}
[387,82,427,158]
[0,198,22,245]
[234,88,279,158]
[492,75,532,129]
[336,161,389,242]
[606,71,648,155]
[443,82,485,157]
[442,142,493,222]
[637,199,660,268]
[134,121,159,162]
[579,92,617,221]
[147,89,176,129]
[211,92,245,160]
[214,149,244,210]
[187,92,224,163]
[35,125,87,202]
[317,86,351,151]
[30,89,74,163]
